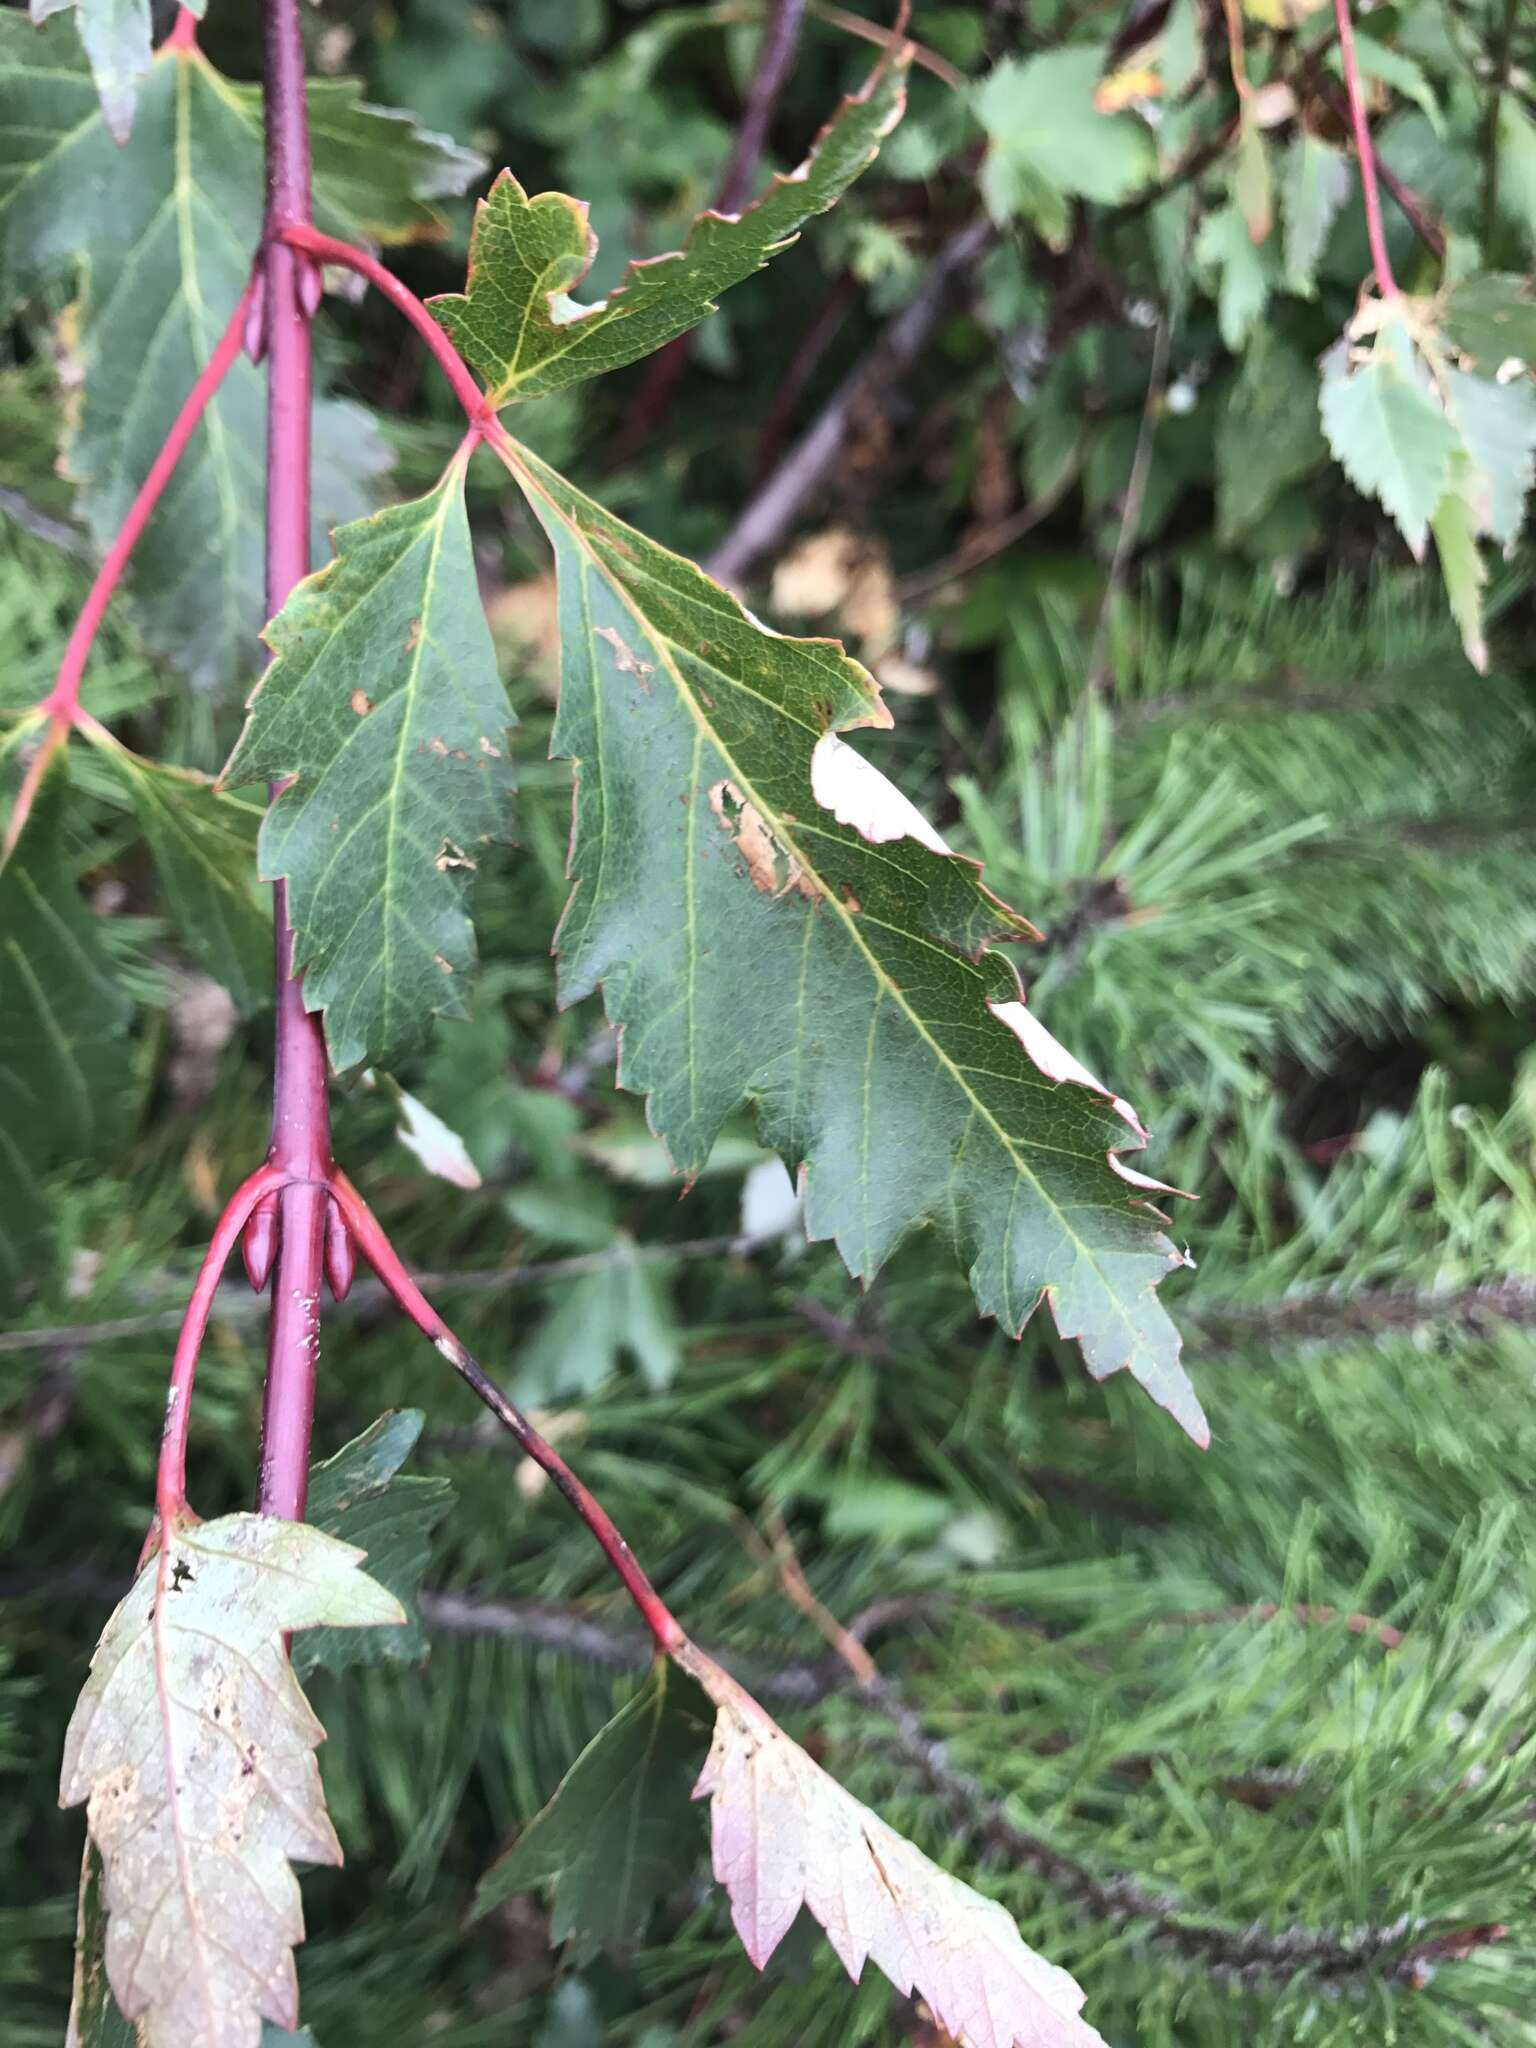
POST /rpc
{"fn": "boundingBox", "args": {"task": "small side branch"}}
[330,1173,687,1656]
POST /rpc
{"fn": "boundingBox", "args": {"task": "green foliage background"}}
[2,2,1535,2045]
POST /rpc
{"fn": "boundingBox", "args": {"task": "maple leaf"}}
[0,13,481,688]
[474,1643,1106,2043]
[59,1513,404,2048]
[223,452,514,1070]
[473,1658,710,1954]
[81,725,271,1013]
[491,436,1204,1441]
[430,40,908,404]
[293,1410,455,1679]
[0,742,132,1309]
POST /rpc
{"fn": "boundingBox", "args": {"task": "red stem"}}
[281,223,496,429]
[39,277,257,728]
[257,0,330,1523]
[154,1166,283,1528]
[330,1173,687,1656]
[1332,0,1398,301]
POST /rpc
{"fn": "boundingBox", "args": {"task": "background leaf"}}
[473,1659,710,1954]
[0,750,132,1309]
[0,16,479,691]
[294,1410,455,1679]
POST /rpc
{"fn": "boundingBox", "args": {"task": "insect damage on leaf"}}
[59,1514,404,2048]
[490,436,1206,1443]
[676,1642,1109,2048]
[429,38,909,405]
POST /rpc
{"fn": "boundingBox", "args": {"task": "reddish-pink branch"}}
[39,276,257,730]
[1332,0,1398,301]
[331,1173,687,1656]
[256,0,331,1524]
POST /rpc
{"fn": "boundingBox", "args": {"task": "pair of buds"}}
[241,1185,356,1299]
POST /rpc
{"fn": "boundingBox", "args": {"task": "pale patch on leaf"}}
[809,732,952,857]
[678,1642,1109,2047]
[59,1514,403,2048]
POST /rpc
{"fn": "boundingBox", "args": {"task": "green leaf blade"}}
[0,749,132,1308]
[0,16,480,691]
[473,1660,710,1955]
[505,440,1204,1442]
[431,44,908,404]
[224,461,516,1071]
[1319,344,1461,559]
[295,1409,455,1678]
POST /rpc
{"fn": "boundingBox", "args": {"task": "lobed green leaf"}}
[496,437,1204,1441]
[223,457,515,1071]
[430,40,908,405]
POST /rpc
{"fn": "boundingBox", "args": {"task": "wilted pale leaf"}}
[430,43,906,404]
[678,1643,1108,2047]
[224,454,514,1070]
[59,1514,404,2048]
[495,436,1204,1442]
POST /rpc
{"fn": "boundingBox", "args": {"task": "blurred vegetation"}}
[2,1,1535,2044]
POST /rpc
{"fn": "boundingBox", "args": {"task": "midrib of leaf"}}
[505,442,1152,1352]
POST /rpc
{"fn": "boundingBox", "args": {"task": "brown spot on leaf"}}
[428,738,449,755]
[593,624,655,687]
[435,840,476,872]
[350,689,372,716]
[479,735,502,757]
[708,781,814,901]
[405,617,422,651]
[840,883,863,914]
[433,954,454,975]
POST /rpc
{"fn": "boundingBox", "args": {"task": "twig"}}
[895,463,1076,602]
[256,0,333,1524]
[704,218,995,586]
[809,1,964,91]
[1189,1278,1536,1349]
[752,272,860,483]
